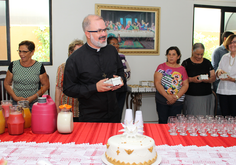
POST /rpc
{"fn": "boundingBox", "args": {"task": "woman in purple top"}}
[154,46,189,124]
[107,36,131,121]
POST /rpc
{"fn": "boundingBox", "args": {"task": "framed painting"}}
[95,4,160,55]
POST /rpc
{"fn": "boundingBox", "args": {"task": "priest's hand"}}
[96,78,113,92]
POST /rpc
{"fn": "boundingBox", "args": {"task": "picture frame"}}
[95,4,160,55]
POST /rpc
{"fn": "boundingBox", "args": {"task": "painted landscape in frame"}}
[95,4,160,55]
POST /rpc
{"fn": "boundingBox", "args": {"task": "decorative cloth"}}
[1,142,236,165]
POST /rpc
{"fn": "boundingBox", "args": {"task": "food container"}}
[57,104,73,134]
[31,95,57,134]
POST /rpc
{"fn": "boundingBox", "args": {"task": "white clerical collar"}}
[87,43,100,52]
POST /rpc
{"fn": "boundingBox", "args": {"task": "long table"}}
[1,122,236,147]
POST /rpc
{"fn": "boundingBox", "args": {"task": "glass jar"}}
[7,105,24,135]
[57,104,73,133]
[1,100,13,128]
[0,105,5,134]
[18,100,31,128]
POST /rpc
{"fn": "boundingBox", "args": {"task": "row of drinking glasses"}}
[167,114,236,137]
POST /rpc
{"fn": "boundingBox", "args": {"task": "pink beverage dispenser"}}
[31,95,57,134]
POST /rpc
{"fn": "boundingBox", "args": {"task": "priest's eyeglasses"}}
[87,28,108,33]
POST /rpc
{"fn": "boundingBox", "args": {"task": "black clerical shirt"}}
[63,43,126,123]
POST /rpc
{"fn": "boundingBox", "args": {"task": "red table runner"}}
[0,122,236,147]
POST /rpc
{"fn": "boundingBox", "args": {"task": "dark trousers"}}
[218,94,236,117]
[116,91,127,121]
[212,81,221,115]
[156,101,183,124]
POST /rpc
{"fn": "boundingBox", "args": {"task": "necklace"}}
[229,55,235,66]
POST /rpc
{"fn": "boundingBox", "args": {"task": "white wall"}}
[1,0,235,122]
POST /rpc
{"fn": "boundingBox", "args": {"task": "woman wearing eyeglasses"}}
[216,34,236,117]
[4,40,49,110]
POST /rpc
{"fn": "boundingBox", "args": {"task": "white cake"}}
[105,123,157,165]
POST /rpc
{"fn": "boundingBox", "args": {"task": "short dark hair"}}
[222,31,234,41]
[19,40,35,51]
[165,46,181,64]
[224,34,236,51]
[107,36,118,44]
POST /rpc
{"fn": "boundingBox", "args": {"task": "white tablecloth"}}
[1,142,236,165]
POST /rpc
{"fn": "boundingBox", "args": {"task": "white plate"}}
[101,153,162,165]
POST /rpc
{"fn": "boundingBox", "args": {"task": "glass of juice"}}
[1,100,13,128]
[7,105,25,135]
[0,105,6,134]
[18,100,31,128]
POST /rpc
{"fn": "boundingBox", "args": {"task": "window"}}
[0,0,52,66]
[193,5,236,61]
[0,0,10,65]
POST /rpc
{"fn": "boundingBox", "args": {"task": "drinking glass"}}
[176,114,185,132]
[186,115,194,132]
[216,115,224,134]
[231,120,236,138]
[227,117,234,134]
[199,118,208,136]
[228,119,235,135]
[179,117,188,136]
[220,119,228,137]
[210,119,218,137]
[168,116,178,135]
[189,118,198,136]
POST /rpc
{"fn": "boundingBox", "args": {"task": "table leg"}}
[126,92,131,109]
[132,93,142,119]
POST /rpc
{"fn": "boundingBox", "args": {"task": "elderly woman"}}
[154,46,189,124]
[182,43,216,116]
[216,34,236,117]
[4,40,49,110]
[55,39,84,121]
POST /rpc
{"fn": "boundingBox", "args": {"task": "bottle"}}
[7,105,25,135]
[18,100,31,128]
[31,95,57,134]
[1,100,13,128]
[0,105,5,134]
[57,104,73,134]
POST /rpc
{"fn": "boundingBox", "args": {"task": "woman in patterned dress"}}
[4,40,49,110]
[154,46,189,124]
[55,39,84,121]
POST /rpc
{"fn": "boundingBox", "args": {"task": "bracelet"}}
[36,92,39,98]
[175,95,179,99]
[41,87,43,95]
